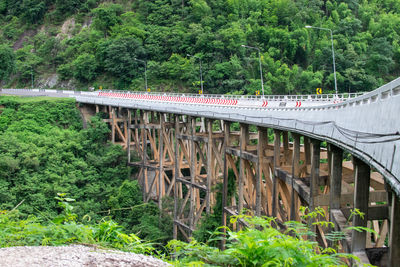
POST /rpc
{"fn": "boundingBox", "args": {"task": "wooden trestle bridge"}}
[2,82,400,266]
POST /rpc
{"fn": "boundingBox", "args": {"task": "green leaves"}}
[168,215,351,266]
[0,44,16,82]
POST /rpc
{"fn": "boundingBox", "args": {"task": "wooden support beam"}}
[290,133,300,220]
[141,112,147,202]
[272,130,281,217]
[206,119,213,213]
[173,115,179,240]
[189,117,196,232]
[158,113,164,210]
[221,121,230,250]
[127,110,131,163]
[352,157,371,252]
[389,193,400,266]
[239,123,249,215]
[257,127,268,216]
[111,108,115,143]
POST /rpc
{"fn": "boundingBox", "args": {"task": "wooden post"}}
[221,121,230,249]
[389,193,400,266]
[141,111,147,202]
[111,108,115,144]
[239,123,249,215]
[272,130,281,217]
[189,117,196,232]
[257,127,268,216]
[206,119,213,213]
[127,110,131,163]
[173,115,179,240]
[352,157,370,252]
[158,113,164,210]
[290,133,300,220]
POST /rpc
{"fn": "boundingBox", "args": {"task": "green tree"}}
[92,3,123,37]
[71,53,98,82]
[0,45,16,82]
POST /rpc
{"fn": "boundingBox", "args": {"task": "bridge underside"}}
[82,103,399,267]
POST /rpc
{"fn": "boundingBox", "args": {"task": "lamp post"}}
[134,58,147,91]
[187,54,203,93]
[305,25,338,96]
[241,44,265,98]
[31,66,34,89]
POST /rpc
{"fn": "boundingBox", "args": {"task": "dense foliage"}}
[0,96,172,242]
[0,194,155,254]
[0,0,399,94]
[168,214,364,266]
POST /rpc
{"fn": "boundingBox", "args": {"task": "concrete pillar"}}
[310,139,320,210]
[329,145,343,210]
[351,157,370,252]
[389,193,400,267]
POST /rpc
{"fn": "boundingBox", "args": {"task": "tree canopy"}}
[0,0,399,93]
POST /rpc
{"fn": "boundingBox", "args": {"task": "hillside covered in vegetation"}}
[0,96,172,243]
[0,0,399,95]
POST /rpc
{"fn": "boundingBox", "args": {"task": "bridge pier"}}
[389,193,400,266]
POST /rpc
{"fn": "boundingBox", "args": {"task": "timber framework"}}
[78,103,400,267]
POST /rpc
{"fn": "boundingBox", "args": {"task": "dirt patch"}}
[56,18,75,39]
[13,29,37,50]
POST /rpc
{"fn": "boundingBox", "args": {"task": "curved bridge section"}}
[1,78,400,266]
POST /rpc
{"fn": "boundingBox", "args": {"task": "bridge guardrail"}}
[95,89,363,102]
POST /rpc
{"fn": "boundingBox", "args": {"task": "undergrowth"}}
[167,209,375,267]
[0,193,154,255]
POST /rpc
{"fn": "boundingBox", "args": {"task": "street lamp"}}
[31,66,34,89]
[134,58,147,91]
[241,44,265,98]
[187,54,203,93]
[305,25,338,96]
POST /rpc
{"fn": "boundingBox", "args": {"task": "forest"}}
[0,0,399,95]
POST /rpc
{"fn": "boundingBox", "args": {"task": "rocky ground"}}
[0,245,170,267]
